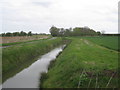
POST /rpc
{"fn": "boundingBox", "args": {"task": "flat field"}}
[0,35,50,46]
[41,37,119,88]
[81,36,119,51]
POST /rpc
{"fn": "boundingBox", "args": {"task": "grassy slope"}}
[2,37,65,82]
[41,37,118,88]
[81,36,119,51]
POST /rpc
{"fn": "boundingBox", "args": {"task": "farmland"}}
[1,35,119,88]
[1,0,119,88]
[0,35,50,46]
[81,36,119,51]
[41,36,119,88]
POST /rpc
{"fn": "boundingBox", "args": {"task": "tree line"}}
[101,34,120,36]
[1,31,32,37]
[50,26,101,37]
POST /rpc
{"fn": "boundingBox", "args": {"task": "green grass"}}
[81,36,119,51]
[41,37,118,88]
[2,37,66,82]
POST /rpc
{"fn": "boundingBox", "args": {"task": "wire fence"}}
[77,70,117,89]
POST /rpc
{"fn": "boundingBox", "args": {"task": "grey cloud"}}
[1,0,118,34]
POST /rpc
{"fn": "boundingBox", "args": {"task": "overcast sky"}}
[0,0,119,34]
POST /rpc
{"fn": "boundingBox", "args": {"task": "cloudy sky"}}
[0,0,119,34]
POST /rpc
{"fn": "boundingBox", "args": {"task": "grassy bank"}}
[41,37,118,88]
[2,37,65,82]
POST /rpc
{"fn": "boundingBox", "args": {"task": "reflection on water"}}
[1,45,65,88]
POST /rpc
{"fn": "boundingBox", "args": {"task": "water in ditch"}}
[1,45,66,88]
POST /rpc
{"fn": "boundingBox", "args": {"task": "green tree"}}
[2,33,6,37]
[64,29,71,36]
[97,31,101,35]
[13,32,20,36]
[5,32,12,37]
[20,31,27,36]
[28,31,32,36]
[49,26,99,37]
[50,26,59,37]
[59,28,65,36]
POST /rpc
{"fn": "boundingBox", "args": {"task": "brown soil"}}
[0,35,49,44]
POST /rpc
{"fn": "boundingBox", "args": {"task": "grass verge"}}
[41,37,118,88]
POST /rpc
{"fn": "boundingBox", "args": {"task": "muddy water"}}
[1,45,66,88]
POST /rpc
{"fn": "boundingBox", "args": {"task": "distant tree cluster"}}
[50,26,101,37]
[102,34,120,36]
[1,31,32,37]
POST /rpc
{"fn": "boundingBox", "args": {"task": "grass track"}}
[41,37,118,88]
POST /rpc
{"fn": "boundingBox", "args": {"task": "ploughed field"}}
[0,35,50,46]
[41,36,119,88]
